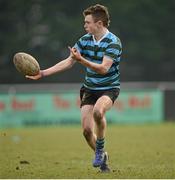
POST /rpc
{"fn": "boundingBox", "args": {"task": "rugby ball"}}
[13,52,40,76]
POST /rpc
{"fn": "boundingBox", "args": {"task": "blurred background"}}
[0,0,175,127]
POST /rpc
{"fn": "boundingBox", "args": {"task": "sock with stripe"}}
[96,138,105,151]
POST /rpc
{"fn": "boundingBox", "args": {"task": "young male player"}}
[26,4,122,172]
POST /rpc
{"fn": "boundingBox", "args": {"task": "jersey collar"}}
[92,29,109,45]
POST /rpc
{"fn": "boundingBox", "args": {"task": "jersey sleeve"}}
[73,38,83,54]
[104,40,122,63]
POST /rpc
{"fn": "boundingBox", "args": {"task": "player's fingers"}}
[26,75,33,79]
[68,46,77,54]
[72,47,77,53]
[68,47,74,55]
[25,75,38,80]
[68,46,73,52]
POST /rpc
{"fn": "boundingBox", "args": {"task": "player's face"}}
[84,15,100,34]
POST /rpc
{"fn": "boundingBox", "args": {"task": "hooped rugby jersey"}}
[74,31,122,90]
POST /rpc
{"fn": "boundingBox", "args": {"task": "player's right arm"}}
[26,56,75,80]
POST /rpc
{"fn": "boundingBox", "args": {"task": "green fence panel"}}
[107,90,164,123]
[0,90,164,127]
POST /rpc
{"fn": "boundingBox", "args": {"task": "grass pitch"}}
[0,123,175,178]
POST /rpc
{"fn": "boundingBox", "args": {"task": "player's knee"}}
[83,127,93,140]
[93,108,104,122]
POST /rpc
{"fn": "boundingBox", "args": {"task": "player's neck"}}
[93,27,108,42]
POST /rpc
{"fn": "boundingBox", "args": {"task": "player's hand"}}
[68,46,82,62]
[25,70,43,80]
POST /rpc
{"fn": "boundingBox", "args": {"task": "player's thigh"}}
[94,95,113,113]
[81,104,94,129]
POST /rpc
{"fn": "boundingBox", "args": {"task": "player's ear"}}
[97,20,103,27]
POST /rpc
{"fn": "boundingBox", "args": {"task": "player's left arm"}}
[69,47,113,75]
